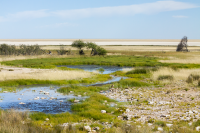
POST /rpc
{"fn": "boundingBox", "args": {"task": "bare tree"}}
[176,36,189,52]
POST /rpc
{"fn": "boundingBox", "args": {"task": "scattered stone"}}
[126,109,130,112]
[101,110,106,113]
[157,127,163,131]
[74,100,80,103]
[18,98,21,100]
[166,124,173,127]
[84,126,91,132]
[3,91,8,93]
[196,126,200,131]
[19,102,25,104]
[188,122,192,126]
[94,127,100,131]
[45,118,49,121]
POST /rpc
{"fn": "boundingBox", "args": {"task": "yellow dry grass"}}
[0,66,93,81]
[160,56,200,64]
[151,67,200,81]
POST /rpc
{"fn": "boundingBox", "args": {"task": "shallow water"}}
[0,86,87,114]
[61,65,131,74]
[0,65,129,113]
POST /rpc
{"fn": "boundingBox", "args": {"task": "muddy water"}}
[0,65,130,113]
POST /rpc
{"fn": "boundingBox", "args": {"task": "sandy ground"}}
[0,65,93,81]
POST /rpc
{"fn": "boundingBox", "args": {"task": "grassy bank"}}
[3,55,200,70]
[0,74,111,87]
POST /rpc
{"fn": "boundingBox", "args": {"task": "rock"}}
[18,98,21,100]
[166,124,173,127]
[45,118,49,121]
[126,109,130,112]
[89,130,96,133]
[196,126,200,131]
[44,92,49,95]
[78,95,81,97]
[84,126,91,132]
[188,122,192,126]
[3,91,8,93]
[157,127,163,131]
[189,110,193,114]
[19,102,25,104]
[94,127,100,131]
[148,101,154,105]
[148,123,153,126]
[61,123,68,127]
[101,110,106,113]
[74,100,80,103]
[193,110,198,114]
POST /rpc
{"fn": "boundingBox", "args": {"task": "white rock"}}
[18,98,21,100]
[3,91,8,93]
[126,109,130,112]
[74,100,80,103]
[193,110,198,114]
[189,110,193,114]
[84,126,91,132]
[158,127,163,131]
[166,124,173,127]
[19,102,26,104]
[78,95,81,97]
[94,127,100,131]
[62,123,68,127]
[44,92,49,95]
[148,101,154,105]
[101,110,106,113]
[196,126,200,131]
[188,122,192,126]
[148,123,153,126]
[45,118,49,121]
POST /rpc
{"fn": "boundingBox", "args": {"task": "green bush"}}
[126,68,148,74]
[186,75,193,83]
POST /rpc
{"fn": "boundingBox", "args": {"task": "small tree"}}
[86,42,107,56]
[71,40,85,55]
[86,42,98,55]
[96,46,107,55]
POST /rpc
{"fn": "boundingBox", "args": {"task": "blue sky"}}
[0,0,199,39]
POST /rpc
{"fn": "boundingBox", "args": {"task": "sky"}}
[0,0,199,39]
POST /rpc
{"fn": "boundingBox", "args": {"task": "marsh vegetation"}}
[0,45,200,132]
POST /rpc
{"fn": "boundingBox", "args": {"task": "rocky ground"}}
[100,80,200,132]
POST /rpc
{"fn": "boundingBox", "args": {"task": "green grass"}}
[1,56,161,68]
[116,78,150,88]
[0,74,111,87]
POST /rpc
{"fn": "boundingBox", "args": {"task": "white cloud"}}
[52,1,198,19]
[173,15,188,18]
[0,1,198,22]
[38,22,78,28]
[0,9,49,22]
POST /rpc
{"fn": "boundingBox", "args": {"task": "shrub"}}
[96,46,107,55]
[126,68,148,74]
[157,75,174,81]
[198,79,200,86]
[154,120,166,127]
[186,75,193,83]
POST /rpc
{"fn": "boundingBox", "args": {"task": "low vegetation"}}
[1,45,200,132]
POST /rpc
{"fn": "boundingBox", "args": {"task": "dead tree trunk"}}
[176,36,189,52]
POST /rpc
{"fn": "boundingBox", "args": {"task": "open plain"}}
[0,42,200,133]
